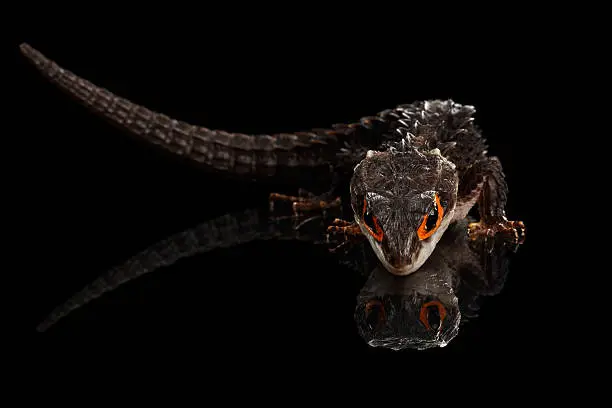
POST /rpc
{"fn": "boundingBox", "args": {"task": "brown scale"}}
[19,43,342,177]
[20,43,525,274]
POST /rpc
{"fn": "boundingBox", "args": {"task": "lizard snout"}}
[388,254,411,269]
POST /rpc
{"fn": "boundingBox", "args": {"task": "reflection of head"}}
[355,282,460,351]
[353,218,465,350]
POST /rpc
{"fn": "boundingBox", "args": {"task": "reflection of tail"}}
[19,43,338,177]
[36,209,326,332]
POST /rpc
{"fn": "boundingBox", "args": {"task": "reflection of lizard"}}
[20,43,525,277]
[34,204,515,349]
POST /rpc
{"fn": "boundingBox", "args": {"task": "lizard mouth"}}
[382,261,421,276]
[381,254,419,276]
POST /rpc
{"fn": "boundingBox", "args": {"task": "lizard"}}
[19,42,525,278]
[355,217,514,350]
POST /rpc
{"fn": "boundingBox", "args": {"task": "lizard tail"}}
[19,43,338,177]
[36,208,327,332]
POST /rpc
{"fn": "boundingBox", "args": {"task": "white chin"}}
[381,260,422,276]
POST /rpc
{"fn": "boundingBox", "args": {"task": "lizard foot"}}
[269,189,341,215]
[326,218,364,253]
[468,219,526,246]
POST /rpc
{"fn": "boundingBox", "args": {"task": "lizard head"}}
[350,146,458,276]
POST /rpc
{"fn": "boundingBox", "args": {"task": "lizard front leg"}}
[458,157,526,246]
[326,218,365,252]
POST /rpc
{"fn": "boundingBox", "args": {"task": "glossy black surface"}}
[15,34,548,364]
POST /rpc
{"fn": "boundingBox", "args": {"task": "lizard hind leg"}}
[268,190,359,253]
[269,189,342,216]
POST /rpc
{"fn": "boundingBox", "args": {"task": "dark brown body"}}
[20,43,525,329]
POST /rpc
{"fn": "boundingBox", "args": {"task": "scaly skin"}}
[19,43,525,279]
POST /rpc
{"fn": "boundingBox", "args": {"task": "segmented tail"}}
[20,43,339,176]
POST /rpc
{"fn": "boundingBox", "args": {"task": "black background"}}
[12,13,571,373]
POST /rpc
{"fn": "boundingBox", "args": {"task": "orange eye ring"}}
[419,300,447,332]
[362,198,384,242]
[417,193,444,240]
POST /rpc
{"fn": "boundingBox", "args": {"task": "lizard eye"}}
[419,300,447,332]
[417,193,444,240]
[362,198,384,242]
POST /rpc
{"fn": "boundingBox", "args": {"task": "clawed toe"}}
[468,219,526,245]
[326,219,361,236]
[293,196,341,214]
[326,219,363,253]
[269,192,341,215]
